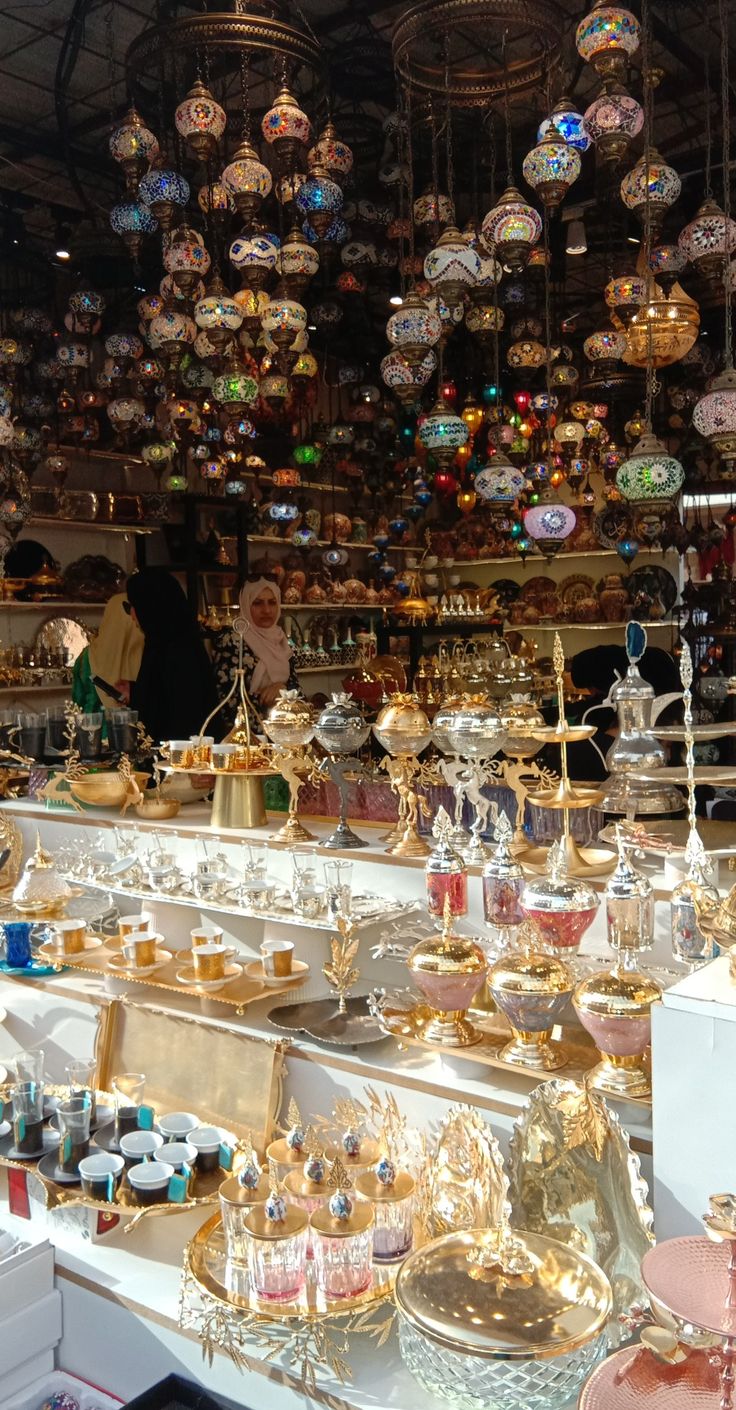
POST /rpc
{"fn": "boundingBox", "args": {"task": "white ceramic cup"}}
[260,938,294,978]
[158,1111,198,1141]
[128,1161,174,1204]
[154,1141,196,1173]
[188,1125,223,1172]
[119,1130,164,1166]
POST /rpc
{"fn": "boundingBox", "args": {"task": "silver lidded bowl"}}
[396,1227,611,1410]
[438,694,505,758]
[314,692,370,756]
[263,689,315,749]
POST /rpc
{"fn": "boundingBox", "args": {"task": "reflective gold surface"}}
[244,1201,309,1240]
[396,1229,611,1359]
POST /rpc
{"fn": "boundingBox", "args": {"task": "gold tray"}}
[377,1003,652,1109]
[188,1211,400,1321]
[45,937,305,1014]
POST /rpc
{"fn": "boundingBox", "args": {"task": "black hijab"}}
[126,569,217,744]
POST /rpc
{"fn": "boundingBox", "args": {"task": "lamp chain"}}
[718,0,733,365]
[704,53,713,199]
[543,204,553,451]
[405,80,417,283]
[444,37,455,214]
[502,28,513,186]
[641,0,656,429]
[240,49,251,139]
[396,83,408,300]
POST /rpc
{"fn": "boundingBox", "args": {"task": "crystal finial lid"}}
[396,1229,611,1358]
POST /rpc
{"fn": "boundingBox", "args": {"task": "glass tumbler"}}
[45,706,68,753]
[324,860,353,920]
[75,712,103,759]
[112,1071,146,1141]
[108,708,138,753]
[15,1049,44,1085]
[66,1058,97,1125]
[16,712,45,760]
[11,1081,44,1155]
[311,1221,374,1298]
[57,1094,92,1173]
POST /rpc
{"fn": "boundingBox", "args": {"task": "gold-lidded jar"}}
[408,902,487,1047]
[574,961,662,1098]
[395,1228,611,1410]
[244,1189,309,1303]
[488,947,574,1070]
[355,1156,415,1262]
[310,1161,375,1299]
[218,1160,271,1267]
[263,688,315,749]
[373,691,433,756]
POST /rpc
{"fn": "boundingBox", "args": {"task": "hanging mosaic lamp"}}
[222,140,273,224]
[386,291,441,366]
[194,276,243,353]
[229,233,278,290]
[474,450,527,503]
[309,120,353,182]
[605,271,647,324]
[693,368,736,474]
[138,166,190,232]
[212,356,260,416]
[481,186,542,272]
[620,150,681,232]
[624,281,699,367]
[417,398,470,468]
[575,0,641,78]
[110,201,158,259]
[584,82,643,164]
[276,227,319,298]
[261,88,311,169]
[295,161,343,238]
[616,432,685,501]
[583,324,628,373]
[423,226,480,303]
[648,243,686,295]
[109,107,159,192]
[523,491,577,557]
[537,96,590,152]
[678,198,736,281]
[175,80,226,161]
[522,125,581,210]
[162,224,211,297]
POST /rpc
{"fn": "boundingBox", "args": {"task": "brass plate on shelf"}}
[377,1003,652,1109]
[638,765,736,784]
[188,1211,399,1321]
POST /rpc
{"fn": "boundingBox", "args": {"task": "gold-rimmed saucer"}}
[107,949,173,978]
[175,962,242,993]
[244,959,310,987]
[37,936,106,962]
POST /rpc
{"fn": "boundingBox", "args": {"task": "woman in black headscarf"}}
[122,568,217,745]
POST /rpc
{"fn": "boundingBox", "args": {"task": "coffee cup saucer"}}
[244,958,309,987]
[37,1150,82,1185]
[175,962,242,992]
[37,936,105,962]
[0,1126,59,1163]
[107,949,172,978]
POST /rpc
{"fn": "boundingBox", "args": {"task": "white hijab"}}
[236,578,292,695]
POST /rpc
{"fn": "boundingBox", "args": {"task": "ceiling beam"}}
[0,121,111,178]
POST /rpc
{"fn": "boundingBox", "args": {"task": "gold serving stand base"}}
[501,1028,568,1072]
[211,772,270,829]
[586,1051,652,1100]
[521,836,617,878]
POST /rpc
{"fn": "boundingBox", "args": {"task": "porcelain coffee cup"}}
[192,944,228,982]
[154,1141,196,1174]
[122,931,158,968]
[190,924,224,949]
[119,1130,164,1167]
[79,1152,124,1201]
[119,912,153,941]
[260,939,294,978]
[128,1160,174,1205]
[49,918,86,956]
[188,1125,223,1173]
[158,1111,198,1141]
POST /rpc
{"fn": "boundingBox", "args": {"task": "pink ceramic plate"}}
[579,1344,721,1407]
[642,1237,736,1338]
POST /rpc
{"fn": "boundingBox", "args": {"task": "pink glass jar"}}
[284,1154,329,1257]
[219,1167,270,1266]
[356,1159,415,1262]
[311,1191,375,1298]
[245,1192,308,1302]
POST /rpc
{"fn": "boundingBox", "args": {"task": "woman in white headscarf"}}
[212,576,300,734]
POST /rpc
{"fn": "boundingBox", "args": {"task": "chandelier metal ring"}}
[126,10,324,89]
[392,0,563,105]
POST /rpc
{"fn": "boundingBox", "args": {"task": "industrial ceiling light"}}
[566,218,587,255]
[54,224,71,260]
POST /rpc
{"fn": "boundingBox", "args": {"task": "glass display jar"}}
[310,1189,375,1298]
[284,1153,329,1257]
[396,1228,611,1410]
[355,1158,415,1261]
[245,1191,308,1303]
[219,1162,270,1266]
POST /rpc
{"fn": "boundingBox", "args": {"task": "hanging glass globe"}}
[198,182,232,214]
[616,432,685,501]
[212,357,259,414]
[229,233,278,290]
[423,226,480,303]
[693,368,736,474]
[163,224,211,297]
[575,0,641,77]
[474,451,526,503]
[109,107,158,192]
[538,96,591,152]
[234,286,271,337]
[620,151,681,231]
[194,277,243,352]
[110,202,157,258]
[380,349,436,405]
[583,324,628,370]
[554,420,586,448]
[175,80,226,160]
[523,494,577,557]
[625,282,700,367]
[222,140,273,224]
[678,198,736,281]
[261,298,308,367]
[149,301,196,360]
[648,243,686,295]
[413,188,454,227]
[295,163,343,238]
[309,120,353,181]
[292,351,318,380]
[584,82,643,163]
[105,333,143,362]
[481,186,542,272]
[418,398,470,467]
[386,291,441,366]
[465,304,505,345]
[138,167,190,232]
[605,271,647,324]
[260,373,289,410]
[507,339,545,369]
[276,227,319,297]
[261,88,311,167]
[468,251,503,304]
[523,126,581,209]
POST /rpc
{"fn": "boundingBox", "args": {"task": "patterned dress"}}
[210,628,301,738]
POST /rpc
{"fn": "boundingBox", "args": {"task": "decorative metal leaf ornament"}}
[508,1079,653,1344]
[421,1104,509,1239]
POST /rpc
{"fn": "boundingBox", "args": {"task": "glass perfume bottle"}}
[605,823,654,957]
[356,1156,415,1261]
[311,1159,374,1298]
[482,811,525,938]
[425,806,468,920]
[245,1188,308,1302]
